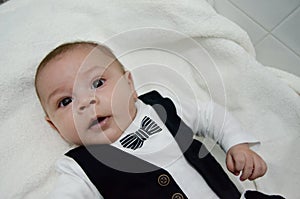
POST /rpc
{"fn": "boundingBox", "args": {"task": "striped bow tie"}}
[120,116,162,150]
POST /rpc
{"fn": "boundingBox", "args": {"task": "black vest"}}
[66,91,241,199]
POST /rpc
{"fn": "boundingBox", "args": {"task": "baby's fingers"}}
[226,153,246,176]
[226,154,240,176]
[239,157,254,181]
[248,156,267,180]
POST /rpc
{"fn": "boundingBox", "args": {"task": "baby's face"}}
[37,46,137,145]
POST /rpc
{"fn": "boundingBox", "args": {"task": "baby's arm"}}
[177,96,267,181]
[226,143,267,181]
[48,156,102,199]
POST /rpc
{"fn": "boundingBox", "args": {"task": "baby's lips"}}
[88,115,113,131]
[88,116,106,129]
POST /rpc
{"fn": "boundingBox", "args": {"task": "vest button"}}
[172,193,184,199]
[158,174,170,186]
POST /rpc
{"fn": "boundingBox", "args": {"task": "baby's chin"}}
[78,129,123,146]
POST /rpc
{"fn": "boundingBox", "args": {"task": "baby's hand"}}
[226,143,267,181]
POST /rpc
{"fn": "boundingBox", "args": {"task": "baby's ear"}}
[125,71,138,100]
[45,116,58,132]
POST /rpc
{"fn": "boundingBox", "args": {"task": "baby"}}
[35,41,279,199]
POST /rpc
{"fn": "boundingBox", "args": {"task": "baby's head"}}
[35,41,138,146]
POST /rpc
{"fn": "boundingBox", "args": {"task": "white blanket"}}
[0,0,299,198]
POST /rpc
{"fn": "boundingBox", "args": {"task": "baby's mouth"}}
[88,116,108,130]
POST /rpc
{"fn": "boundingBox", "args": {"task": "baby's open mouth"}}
[88,116,107,129]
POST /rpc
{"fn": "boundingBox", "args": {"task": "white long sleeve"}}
[176,96,259,152]
[48,156,102,199]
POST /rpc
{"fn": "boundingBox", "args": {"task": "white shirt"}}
[48,94,258,199]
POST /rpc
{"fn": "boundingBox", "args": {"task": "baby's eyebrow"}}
[46,87,67,105]
[80,65,106,77]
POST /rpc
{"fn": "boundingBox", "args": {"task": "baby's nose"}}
[77,96,99,113]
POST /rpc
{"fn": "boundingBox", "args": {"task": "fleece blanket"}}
[0,0,299,198]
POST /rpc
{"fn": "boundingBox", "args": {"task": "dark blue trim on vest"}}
[66,90,241,199]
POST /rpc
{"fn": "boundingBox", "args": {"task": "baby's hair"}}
[35,41,125,102]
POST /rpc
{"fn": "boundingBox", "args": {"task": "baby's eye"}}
[92,78,105,89]
[58,97,73,108]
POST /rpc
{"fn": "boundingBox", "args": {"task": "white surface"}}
[273,8,300,55]
[212,0,268,44]
[230,0,300,31]
[256,35,300,76]
[0,0,300,198]
[212,0,300,77]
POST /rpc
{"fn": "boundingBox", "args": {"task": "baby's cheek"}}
[58,120,78,142]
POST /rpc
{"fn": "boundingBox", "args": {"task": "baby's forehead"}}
[64,45,118,65]
[38,44,124,84]
[44,48,107,72]
[64,45,125,72]
[51,43,112,60]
